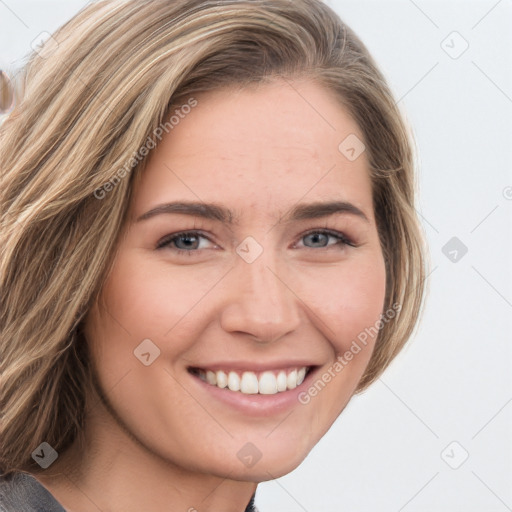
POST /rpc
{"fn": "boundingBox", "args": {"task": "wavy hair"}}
[0,0,428,476]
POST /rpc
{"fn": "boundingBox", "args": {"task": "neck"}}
[34,398,257,512]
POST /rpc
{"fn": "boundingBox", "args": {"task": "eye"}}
[156,231,215,256]
[156,228,356,257]
[295,229,355,250]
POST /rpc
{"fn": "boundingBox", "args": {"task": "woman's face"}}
[84,79,386,480]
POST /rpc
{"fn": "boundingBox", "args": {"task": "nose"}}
[219,249,301,344]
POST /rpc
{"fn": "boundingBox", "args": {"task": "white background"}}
[1,1,511,511]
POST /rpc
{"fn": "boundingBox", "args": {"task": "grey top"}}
[0,473,258,511]
[0,473,65,512]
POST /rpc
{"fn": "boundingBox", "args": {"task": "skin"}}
[36,78,386,512]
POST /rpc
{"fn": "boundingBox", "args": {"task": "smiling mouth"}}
[188,366,314,395]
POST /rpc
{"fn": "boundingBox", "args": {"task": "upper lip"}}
[188,360,320,372]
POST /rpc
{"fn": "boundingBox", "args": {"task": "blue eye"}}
[298,229,355,249]
[156,229,355,256]
[156,231,213,255]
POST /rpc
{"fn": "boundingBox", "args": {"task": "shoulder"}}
[245,491,260,512]
[0,472,66,512]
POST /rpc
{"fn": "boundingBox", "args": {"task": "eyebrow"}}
[135,200,370,224]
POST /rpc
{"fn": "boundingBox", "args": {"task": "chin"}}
[203,433,315,482]
[213,453,309,483]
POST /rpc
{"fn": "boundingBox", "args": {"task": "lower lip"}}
[188,367,318,417]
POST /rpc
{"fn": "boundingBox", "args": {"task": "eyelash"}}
[156,228,356,256]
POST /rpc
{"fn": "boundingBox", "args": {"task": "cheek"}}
[92,247,386,348]
[87,245,386,392]
[92,250,222,344]
[292,256,386,424]
[83,250,234,397]
[293,255,387,355]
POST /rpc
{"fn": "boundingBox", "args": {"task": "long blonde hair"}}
[0,0,428,477]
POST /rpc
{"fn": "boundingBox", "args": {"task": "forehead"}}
[131,79,373,222]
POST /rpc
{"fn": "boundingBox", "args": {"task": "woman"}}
[0,0,428,510]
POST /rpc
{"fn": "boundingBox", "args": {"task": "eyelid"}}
[156,230,215,250]
[292,227,356,249]
[156,227,357,253]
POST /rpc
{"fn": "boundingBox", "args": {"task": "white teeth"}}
[228,371,240,391]
[276,370,287,392]
[297,367,306,386]
[194,367,310,395]
[277,370,287,391]
[259,371,278,394]
[240,372,259,394]
[287,369,298,390]
[216,370,227,388]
